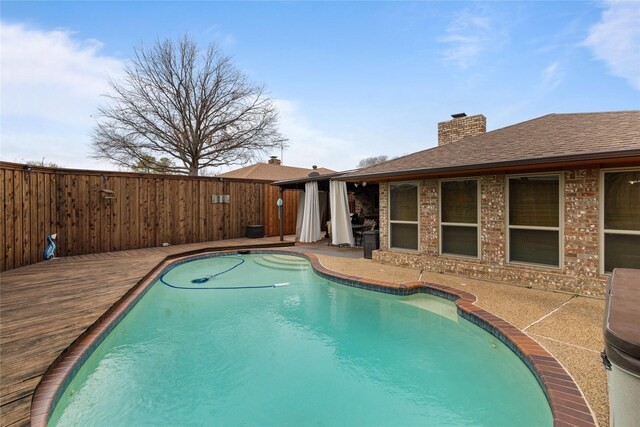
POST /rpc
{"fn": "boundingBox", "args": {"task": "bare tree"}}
[91,36,286,176]
[26,158,60,168]
[357,155,388,169]
[130,155,176,174]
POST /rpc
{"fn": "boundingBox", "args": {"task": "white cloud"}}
[584,1,640,90]
[0,21,123,168]
[541,61,563,90]
[0,22,357,174]
[439,9,503,69]
[0,130,111,168]
[203,25,236,48]
[271,99,359,172]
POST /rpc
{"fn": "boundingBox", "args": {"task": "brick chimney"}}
[268,156,281,165]
[437,113,486,146]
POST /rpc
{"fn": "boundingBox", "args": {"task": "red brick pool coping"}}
[31,249,597,427]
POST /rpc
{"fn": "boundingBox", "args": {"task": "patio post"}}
[279,187,284,241]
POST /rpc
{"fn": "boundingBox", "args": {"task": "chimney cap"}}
[451,113,467,119]
[312,165,318,169]
[270,155,278,159]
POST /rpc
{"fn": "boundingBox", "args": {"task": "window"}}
[602,170,640,273]
[508,175,561,267]
[440,179,479,257]
[389,183,419,250]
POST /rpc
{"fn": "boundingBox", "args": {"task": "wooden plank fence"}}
[1,162,299,271]
[263,185,299,237]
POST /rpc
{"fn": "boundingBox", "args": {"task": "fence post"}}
[279,187,284,241]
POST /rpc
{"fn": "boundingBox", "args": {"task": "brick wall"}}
[379,183,389,249]
[564,169,601,284]
[480,175,506,265]
[375,168,608,296]
[420,180,439,256]
[437,114,487,146]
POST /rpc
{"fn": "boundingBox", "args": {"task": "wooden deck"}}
[0,237,295,427]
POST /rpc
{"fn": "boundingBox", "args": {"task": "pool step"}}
[254,255,309,271]
[266,254,308,265]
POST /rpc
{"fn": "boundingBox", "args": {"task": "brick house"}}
[340,111,640,296]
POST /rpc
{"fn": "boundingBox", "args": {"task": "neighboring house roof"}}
[217,162,335,181]
[341,111,640,181]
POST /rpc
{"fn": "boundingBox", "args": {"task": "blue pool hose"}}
[159,256,327,290]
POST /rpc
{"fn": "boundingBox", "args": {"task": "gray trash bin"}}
[363,230,379,259]
[603,268,640,426]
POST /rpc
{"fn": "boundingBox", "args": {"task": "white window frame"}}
[599,167,640,274]
[388,181,420,252]
[439,178,480,259]
[506,173,563,269]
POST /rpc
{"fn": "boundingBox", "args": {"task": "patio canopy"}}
[274,170,378,245]
[272,171,349,191]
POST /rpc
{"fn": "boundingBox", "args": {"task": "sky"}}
[1,1,639,174]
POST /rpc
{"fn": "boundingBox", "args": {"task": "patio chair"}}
[353,219,376,246]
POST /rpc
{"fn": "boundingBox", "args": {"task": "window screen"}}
[440,180,478,257]
[390,184,418,222]
[603,171,640,272]
[508,175,560,267]
[389,183,419,250]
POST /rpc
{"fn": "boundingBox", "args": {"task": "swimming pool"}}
[47,253,553,426]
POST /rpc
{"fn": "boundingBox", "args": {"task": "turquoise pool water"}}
[48,254,552,426]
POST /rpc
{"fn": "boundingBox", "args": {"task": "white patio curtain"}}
[295,191,305,240]
[330,180,354,246]
[298,181,322,242]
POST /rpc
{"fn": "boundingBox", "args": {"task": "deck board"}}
[0,237,294,426]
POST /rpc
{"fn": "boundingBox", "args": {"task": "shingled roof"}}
[341,111,640,180]
[217,162,335,182]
